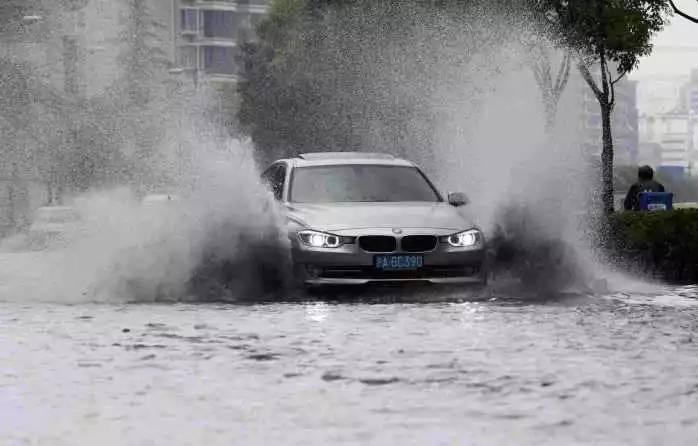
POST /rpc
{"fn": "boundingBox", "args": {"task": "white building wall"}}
[639,114,692,171]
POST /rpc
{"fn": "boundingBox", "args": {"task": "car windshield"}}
[290,165,441,203]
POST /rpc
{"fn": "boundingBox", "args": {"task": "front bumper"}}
[290,229,486,286]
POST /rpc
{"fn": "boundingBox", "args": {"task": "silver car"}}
[261,152,487,287]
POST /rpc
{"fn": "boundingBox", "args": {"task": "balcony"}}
[201,45,239,78]
[176,0,265,82]
[202,10,236,39]
[236,0,270,13]
[179,8,254,42]
[178,46,198,71]
[180,8,199,36]
[189,0,268,13]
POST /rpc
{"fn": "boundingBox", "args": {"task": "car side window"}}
[261,164,286,201]
[261,165,277,190]
[270,165,286,200]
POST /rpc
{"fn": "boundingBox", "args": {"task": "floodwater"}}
[2,287,698,445]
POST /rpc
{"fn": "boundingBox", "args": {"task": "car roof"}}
[283,152,416,168]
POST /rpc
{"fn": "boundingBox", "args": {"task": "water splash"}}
[0,1,651,303]
[274,1,607,294]
[0,110,288,303]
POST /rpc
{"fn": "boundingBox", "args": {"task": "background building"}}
[639,113,692,177]
[574,72,639,167]
[173,0,269,84]
[636,67,698,178]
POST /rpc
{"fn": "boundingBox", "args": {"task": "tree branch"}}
[610,70,625,108]
[530,49,544,85]
[602,58,612,86]
[553,52,572,96]
[610,82,615,109]
[539,47,553,92]
[578,63,602,101]
[530,46,553,104]
[611,71,627,87]
[669,0,698,23]
[553,53,566,90]
[602,59,615,107]
[532,65,547,98]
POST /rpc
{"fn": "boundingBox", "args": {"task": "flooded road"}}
[2,288,698,445]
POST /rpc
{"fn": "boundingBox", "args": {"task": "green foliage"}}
[117,0,170,107]
[608,210,698,283]
[0,58,31,120]
[669,0,698,23]
[0,0,129,213]
[238,0,522,167]
[258,0,307,50]
[0,58,130,209]
[540,0,669,74]
[110,0,172,191]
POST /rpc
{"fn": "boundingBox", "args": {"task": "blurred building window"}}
[178,46,197,69]
[202,45,235,75]
[181,8,198,33]
[202,10,234,39]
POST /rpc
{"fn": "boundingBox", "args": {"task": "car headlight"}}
[447,229,483,248]
[298,230,342,248]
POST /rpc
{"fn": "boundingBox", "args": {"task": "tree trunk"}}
[46,182,53,205]
[600,103,614,214]
[580,53,616,215]
[599,51,614,215]
[544,100,557,135]
[7,180,15,229]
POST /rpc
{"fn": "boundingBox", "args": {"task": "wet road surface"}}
[2,288,698,445]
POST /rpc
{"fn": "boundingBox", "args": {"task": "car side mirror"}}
[448,192,468,207]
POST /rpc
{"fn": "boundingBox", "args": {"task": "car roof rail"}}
[298,152,395,160]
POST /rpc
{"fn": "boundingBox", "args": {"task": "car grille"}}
[320,265,481,280]
[400,235,437,252]
[359,236,396,253]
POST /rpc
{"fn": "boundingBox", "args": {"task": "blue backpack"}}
[638,192,673,211]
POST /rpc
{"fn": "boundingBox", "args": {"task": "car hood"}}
[285,202,476,232]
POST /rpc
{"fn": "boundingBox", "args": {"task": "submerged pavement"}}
[1,287,697,445]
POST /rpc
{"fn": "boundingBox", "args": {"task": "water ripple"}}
[1,289,698,445]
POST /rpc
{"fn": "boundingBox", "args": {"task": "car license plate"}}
[374,255,423,270]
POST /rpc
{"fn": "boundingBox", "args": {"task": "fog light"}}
[305,265,322,278]
[463,266,479,276]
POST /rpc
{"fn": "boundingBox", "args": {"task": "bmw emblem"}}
[392,228,403,235]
